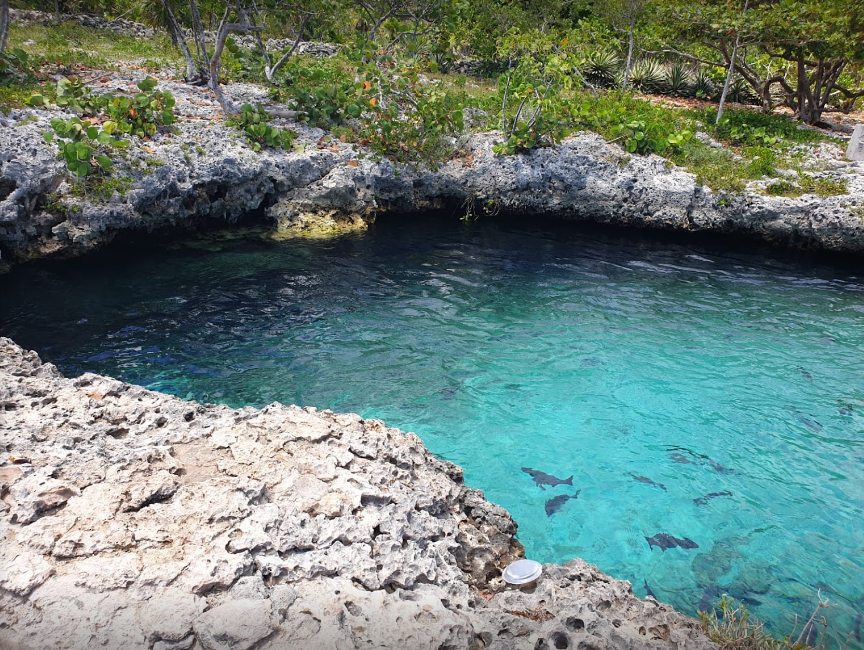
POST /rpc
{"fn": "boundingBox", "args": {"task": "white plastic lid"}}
[502,559,542,585]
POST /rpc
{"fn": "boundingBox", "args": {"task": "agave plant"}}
[628,58,664,93]
[693,69,715,100]
[584,50,621,88]
[663,62,693,98]
[727,77,758,105]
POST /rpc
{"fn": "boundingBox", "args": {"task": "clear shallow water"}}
[2,217,863,644]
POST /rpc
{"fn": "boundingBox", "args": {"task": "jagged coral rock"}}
[0,338,715,649]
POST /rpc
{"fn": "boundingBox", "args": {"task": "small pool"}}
[2,216,862,644]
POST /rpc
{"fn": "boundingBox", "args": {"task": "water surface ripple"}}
[2,218,863,643]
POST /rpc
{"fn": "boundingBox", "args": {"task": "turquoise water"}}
[2,217,863,644]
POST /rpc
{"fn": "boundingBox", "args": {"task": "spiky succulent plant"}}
[584,50,621,88]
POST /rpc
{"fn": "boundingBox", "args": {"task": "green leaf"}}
[43,132,54,144]
[94,155,112,170]
[346,103,361,118]
[137,77,157,92]
[75,161,90,177]
[87,126,99,140]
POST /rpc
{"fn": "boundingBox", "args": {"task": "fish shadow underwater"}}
[522,467,581,517]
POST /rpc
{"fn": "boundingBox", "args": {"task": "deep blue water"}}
[2,217,863,645]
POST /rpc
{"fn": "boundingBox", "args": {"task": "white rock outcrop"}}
[0,338,715,649]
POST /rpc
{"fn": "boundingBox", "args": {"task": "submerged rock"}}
[0,338,715,649]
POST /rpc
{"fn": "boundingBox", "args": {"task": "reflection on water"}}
[2,217,863,644]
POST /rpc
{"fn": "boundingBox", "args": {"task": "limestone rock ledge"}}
[0,338,715,650]
[2,76,864,271]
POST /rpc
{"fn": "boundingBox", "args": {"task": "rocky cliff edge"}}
[0,338,714,650]
[1,71,863,270]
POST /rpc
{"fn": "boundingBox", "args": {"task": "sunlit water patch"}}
[2,217,863,644]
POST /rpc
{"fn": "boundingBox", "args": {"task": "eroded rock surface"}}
[1,65,864,269]
[0,338,715,649]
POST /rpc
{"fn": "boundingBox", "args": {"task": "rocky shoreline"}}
[0,338,715,649]
[1,66,864,271]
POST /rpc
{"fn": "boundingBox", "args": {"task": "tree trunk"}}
[796,52,820,124]
[209,8,232,114]
[206,5,264,114]
[0,0,10,56]
[716,0,749,124]
[622,14,635,90]
[264,14,308,82]
[188,0,209,80]
[158,0,197,81]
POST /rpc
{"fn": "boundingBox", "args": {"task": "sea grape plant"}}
[43,117,125,178]
[32,77,175,178]
[226,104,296,151]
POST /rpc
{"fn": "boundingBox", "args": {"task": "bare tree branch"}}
[157,0,197,81]
[264,13,309,81]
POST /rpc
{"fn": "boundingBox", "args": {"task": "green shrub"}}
[700,594,828,650]
[32,76,175,177]
[43,117,122,178]
[102,77,175,138]
[765,179,799,196]
[493,65,568,155]
[663,62,693,98]
[584,50,621,88]
[727,77,759,105]
[744,147,777,178]
[355,56,466,161]
[30,76,175,138]
[628,58,664,93]
[226,104,296,152]
[0,48,32,80]
[693,69,716,100]
[28,76,104,116]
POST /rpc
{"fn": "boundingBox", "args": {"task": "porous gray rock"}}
[2,69,864,269]
[847,125,864,162]
[0,338,716,649]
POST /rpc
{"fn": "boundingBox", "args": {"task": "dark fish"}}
[694,490,733,506]
[796,415,823,433]
[797,366,814,382]
[708,459,738,475]
[787,406,823,432]
[667,447,737,474]
[439,387,458,397]
[644,579,657,599]
[698,585,722,612]
[545,491,581,516]
[522,467,574,491]
[737,594,762,607]
[645,533,699,552]
[629,473,667,491]
[853,613,861,642]
[838,405,854,416]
